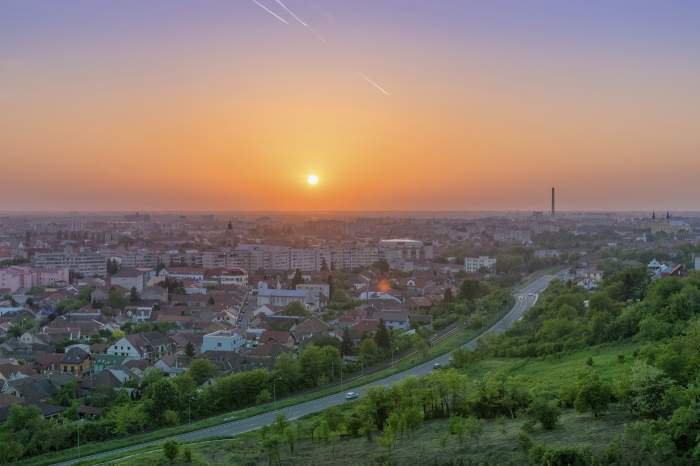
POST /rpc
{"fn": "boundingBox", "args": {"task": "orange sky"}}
[2,1,700,211]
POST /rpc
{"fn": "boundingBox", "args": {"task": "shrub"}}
[530,397,561,430]
[163,440,179,463]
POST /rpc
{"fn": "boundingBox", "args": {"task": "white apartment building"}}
[534,249,561,259]
[464,256,497,273]
[33,252,106,277]
[0,266,70,292]
[290,248,319,272]
[201,330,245,353]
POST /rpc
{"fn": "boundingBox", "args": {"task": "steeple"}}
[652,211,656,220]
[666,211,671,220]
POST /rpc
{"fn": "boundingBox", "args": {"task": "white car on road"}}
[345,392,360,400]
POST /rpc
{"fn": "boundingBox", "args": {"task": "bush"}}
[516,431,533,452]
[530,397,561,430]
[163,440,179,463]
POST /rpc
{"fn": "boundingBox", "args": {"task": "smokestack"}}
[551,187,555,217]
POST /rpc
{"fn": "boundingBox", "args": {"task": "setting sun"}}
[307,174,319,186]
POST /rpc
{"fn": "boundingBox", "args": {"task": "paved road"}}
[57,274,553,465]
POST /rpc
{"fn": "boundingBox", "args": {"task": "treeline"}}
[481,268,700,359]
[433,279,514,331]
[255,366,615,466]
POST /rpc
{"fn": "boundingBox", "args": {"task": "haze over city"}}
[2,0,700,212]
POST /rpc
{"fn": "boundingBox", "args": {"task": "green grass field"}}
[459,342,639,388]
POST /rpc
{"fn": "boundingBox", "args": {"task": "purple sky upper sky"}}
[2,1,699,211]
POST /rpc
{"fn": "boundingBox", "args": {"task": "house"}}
[0,363,36,382]
[110,268,148,293]
[258,330,295,348]
[140,286,168,303]
[90,287,110,305]
[377,310,411,330]
[0,403,65,423]
[291,317,333,345]
[81,367,140,392]
[60,347,92,375]
[34,353,64,373]
[256,285,309,308]
[106,332,174,362]
[171,333,203,356]
[204,268,248,287]
[19,331,48,346]
[358,291,402,303]
[201,330,245,353]
[154,355,186,376]
[3,374,73,403]
[296,283,330,299]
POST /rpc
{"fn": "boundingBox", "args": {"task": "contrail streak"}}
[274,0,326,42]
[251,0,289,24]
[358,73,391,96]
[274,0,307,26]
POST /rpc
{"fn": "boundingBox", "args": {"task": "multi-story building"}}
[32,252,106,277]
[110,268,149,292]
[201,330,245,353]
[464,256,497,273]
[0,266,70,292]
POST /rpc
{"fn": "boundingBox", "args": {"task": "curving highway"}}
[56,274,553,465]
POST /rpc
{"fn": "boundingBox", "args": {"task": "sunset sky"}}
[2,1,699,212]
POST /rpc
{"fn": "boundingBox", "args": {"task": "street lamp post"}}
[188,396,192,424]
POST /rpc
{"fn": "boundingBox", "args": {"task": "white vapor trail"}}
[274,0,326,42]
[274,0,307,26]
[358,73,391,96]
[251,0,289,24]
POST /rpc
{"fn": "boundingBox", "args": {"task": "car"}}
[345,391,359,400]
[432,363,442,370]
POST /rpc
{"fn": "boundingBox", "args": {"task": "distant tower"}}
[551,187,555,217]
[225,219,234,248]
[666,211,671,220]
[652,211,656,220]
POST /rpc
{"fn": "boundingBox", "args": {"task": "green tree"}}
[530,396,561,430]
[285,301,309,317]
[359,338,380,367]
[341,326,354,356]
[374,319,391,351]
[108,287,128,309]
[272,352,302,395]
[108,403,148,435]
[185,341,195,358]
[459,278,484,301]
[283,425,297,453]
[574,372,612,417]
[188,358,217,385]
[291,269,304,289]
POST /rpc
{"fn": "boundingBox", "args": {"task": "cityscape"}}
[2,1,700,466]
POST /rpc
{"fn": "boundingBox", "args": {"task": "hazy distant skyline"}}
[2,1,699,211]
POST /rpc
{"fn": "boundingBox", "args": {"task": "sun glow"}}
[307,174,319,186]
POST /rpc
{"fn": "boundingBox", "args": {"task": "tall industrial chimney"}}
[551,187,555,217]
